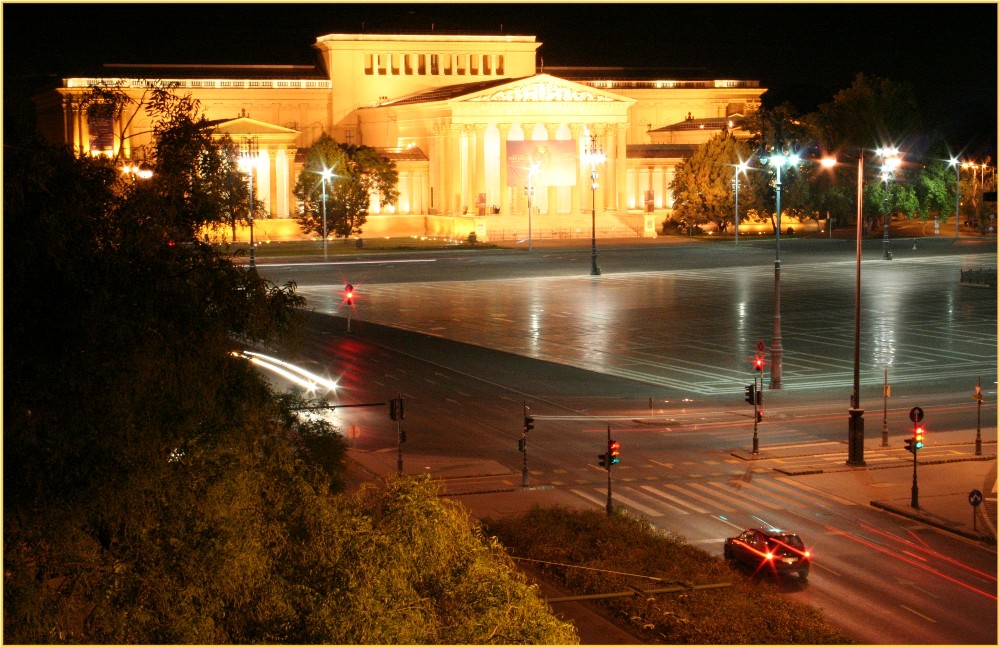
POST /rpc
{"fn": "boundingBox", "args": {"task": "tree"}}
[293,134,399,239]
[82,81,256,241]
[5,89,573,644]
[743,104,824,231]
[669,133,752,231]
[815,73,924,152]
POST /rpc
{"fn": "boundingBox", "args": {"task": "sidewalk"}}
[730,435,997,542]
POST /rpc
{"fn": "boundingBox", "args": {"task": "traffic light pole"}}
[911,444,919,509]
[605,425,613,516]
[521,403,533,487]
[752,375,760,455]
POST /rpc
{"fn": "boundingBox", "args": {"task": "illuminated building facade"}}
[34,32,763,241]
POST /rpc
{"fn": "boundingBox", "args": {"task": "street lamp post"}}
[320,168,334,260]
[949,158,962,238]
[732,160,748,245]
[588,133,604,276]
[760,151,799,389]
[877,147,901,259]
[848,151,866,466]
[525,162,538,252]
[239,136,259,270]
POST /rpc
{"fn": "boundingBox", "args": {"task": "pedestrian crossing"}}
[568,474,857,519]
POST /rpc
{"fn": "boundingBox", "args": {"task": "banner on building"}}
[507,140,577,187]
[88,105,114,154]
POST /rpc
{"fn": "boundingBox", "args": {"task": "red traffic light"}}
[344,283,355,305]
[608,439,620,464]
[753,356,765,373]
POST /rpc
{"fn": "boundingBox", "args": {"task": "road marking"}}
[900,604,936,623]
[603,490,663,517]
[636,486,693,514]
[570,488,609,509]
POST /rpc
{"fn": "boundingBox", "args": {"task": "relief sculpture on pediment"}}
[470,81,615,102]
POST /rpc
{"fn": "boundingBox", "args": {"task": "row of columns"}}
[60,97,296,217]
[431,121,628,217]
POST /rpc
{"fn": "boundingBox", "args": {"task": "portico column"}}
[497,123,511,214]
[276,147,290,217]
[615,124,627,214]
[474,124,486,214]
[545,123,558,215]
[446,123,460,214]
[519,122,535,215]
[570,124,582,214]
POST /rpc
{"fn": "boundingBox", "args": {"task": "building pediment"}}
[459,74,632,105]
[212,116,299,137]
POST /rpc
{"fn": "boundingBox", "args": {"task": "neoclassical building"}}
[34,32,763,241]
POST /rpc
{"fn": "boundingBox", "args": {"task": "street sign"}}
[908,406,924,423]
[968,489,983,507]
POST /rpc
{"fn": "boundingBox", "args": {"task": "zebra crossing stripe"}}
[688,481,782,510]
[603,490,664,517]
[726,479,804,508]
[662,483,720,509]
[570,488,609,510]
[638,486,700,514]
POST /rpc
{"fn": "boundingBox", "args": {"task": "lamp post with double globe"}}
[238,136,259,269]
[876,147,902,259]
[758,150,800,390]
[320,167,334,260]
[587,133,605,276]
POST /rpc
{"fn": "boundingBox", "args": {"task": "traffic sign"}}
[908,406,923,423]
[968,489,984,507]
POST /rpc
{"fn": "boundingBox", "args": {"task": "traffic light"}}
[598,453,607,467]
[518,438,526,453]
[389,397,404,420]
[914,425,925,450]
[756,389,763,406]
[608,439,620,465]
[904,437,915,454]
[745,384,755,405]
[756,411,763,423]
[754,356,764,373]
[344,283,355,306]
[523,405,534,433]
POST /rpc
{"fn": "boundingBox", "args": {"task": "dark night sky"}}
[4,2,997,155]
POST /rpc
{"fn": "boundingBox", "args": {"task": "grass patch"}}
[215,237,497,259]
[485,506,854,644]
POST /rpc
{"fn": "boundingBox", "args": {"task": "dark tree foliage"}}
[4,92,571,644]
[292,133,399,239]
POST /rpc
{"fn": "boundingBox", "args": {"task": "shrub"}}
[487,507,853,644]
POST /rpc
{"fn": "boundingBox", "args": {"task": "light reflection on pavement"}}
[298,253,996,397]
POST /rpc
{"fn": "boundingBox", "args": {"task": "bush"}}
[486,507,853,644]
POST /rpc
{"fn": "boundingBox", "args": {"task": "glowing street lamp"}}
[732,159,749,245]
[587,133,605,276]
[876,147,902,260]
[948,158,962,238]
[758,150,800,390]
[320,167,335,260]
[238,136,259,270]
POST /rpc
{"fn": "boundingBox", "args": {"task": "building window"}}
[430,54,439,75]
[483,55,492,75]
[390,54,399,75]
[364,53,373,75]
[457,54,466,75]
[470,54,479,75]
[418,54,426,75]
[377,54,386,75]
[497,55,505,75]
[443,55,452,75]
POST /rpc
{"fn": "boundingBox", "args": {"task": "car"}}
[723,528,810,580]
